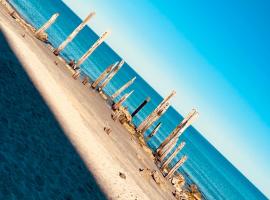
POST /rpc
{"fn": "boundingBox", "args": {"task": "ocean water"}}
[7,0,268,199]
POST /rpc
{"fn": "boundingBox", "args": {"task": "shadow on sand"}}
[0,30,107,200]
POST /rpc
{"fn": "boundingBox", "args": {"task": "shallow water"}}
[4,0,269,199]
[0,30,106,200]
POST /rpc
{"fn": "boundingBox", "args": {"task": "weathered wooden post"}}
[111,109,122,121]
[99,60,125,91]
[76,31,110,67]
[137,102,168,132]
[158,138,182,162]
[137,91,176,132]
[69,60,76,68]
[112,90,134,110]
[53,12,95,55]
[145,122,162,142]
[140,102,170,134]
[165,155,188,179]
[131,97,151,117]
[157,110,198,156]
[72,70,81,79]
[156,109,198,155]
[158,136,178,160]
[111,77,136,99]
[161,142,185,171]
[82,76,89,85]
[91,62,118,89]
[35,13,59,40]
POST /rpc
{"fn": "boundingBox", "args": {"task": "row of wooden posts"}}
[35,11,199,180]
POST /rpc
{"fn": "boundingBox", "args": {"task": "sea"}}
[6,0,268,199]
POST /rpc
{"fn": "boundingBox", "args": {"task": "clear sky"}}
[63,0,270,197]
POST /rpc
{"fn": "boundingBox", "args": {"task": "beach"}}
[0,3,178,200]
[2,1,268,199]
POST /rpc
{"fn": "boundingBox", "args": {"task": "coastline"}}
[0,1,203,199]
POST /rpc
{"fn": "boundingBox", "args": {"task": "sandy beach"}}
[0,3,177,200]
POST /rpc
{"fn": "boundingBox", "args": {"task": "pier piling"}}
[112,90,134,110]
[35,13,59,40]
[156,109,198,155]
[140,103,170,134]
[111,109,122,121]
[99,60,124,91]
[76,31,110,67]
[131,97,150,117]
[145,122,162,142]
[91,62,118,89]
[137,91,176,132]
[158,137,178,160]
[72,70,81,79]
[161,142,186,171]
[165,155,188,179]
[111,77,136,99]
[82,76,89,85]
[54,12,95,55]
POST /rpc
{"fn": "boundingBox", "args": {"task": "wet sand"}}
[0,3,176,200]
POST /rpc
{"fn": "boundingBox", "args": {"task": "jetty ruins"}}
[0,0,202,199]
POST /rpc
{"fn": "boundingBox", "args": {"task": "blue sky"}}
[63,0,270,197]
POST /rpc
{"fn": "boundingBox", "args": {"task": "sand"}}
[0,4,176,200]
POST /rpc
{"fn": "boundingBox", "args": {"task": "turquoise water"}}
[7,0,268,199]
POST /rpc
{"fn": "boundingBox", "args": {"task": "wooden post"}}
[161,142,185,171]
[76,31,110,67]
[165,155,188,179]
[35,13,59,37]
[82,76,89,85]
[72,70,80,80]
[111,109,122,121]
[145,122,162,142]
[112,90,134,110]
[111,77,136,99]
[156,109,198,155]
[54,12,95,55]
[140,102,170,133]
[157,110,198,156]
[155,91,176,112]
[158,137,178,160]
[91,62,118,89]
[158,138,182,161]
[140,102,170,134]
[138,101,169,132]
[131,97,150,117]
[99,60,125,91]
[137,91,176,132]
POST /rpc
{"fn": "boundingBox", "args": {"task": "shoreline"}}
[0,1,201,199]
